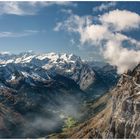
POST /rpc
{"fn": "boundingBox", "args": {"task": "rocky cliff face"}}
[52,64,140,139]
[107,64,140,138]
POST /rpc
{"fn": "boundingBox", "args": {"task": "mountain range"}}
[0,52,119,138]
[0,51,118,96]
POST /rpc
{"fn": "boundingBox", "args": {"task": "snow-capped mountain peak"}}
[0,51,82,65]
[0,51,97,90]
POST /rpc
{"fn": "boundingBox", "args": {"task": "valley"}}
[0,52,118,138]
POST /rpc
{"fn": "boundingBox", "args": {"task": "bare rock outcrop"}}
[107,64,140,138]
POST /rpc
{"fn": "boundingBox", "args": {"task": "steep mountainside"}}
[0,103,25,138]
[107,64,140,138]
[86,61,119,98]
[51,63,140,139]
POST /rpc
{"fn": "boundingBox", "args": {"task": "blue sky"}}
[0,1,140,62]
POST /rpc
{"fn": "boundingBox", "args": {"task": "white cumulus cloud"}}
[104,40,140,74]
[100,9,140,31]
[54,14,109,45]
[80,24,110,45]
